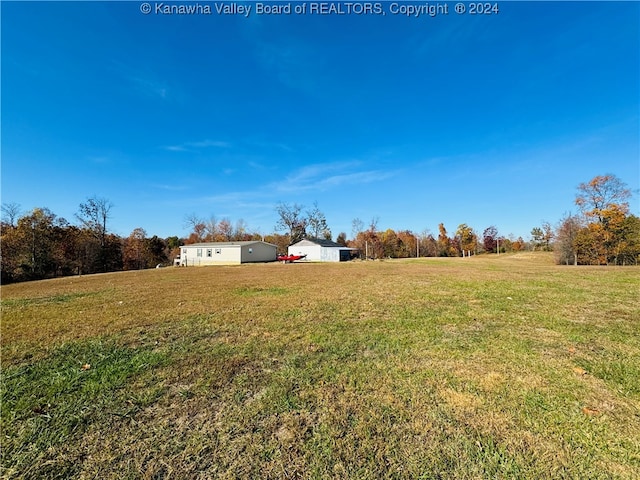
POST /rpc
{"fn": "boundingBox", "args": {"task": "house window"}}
[206,249,212,257]
[182,248,187,255]
[197,248,202,257]
[215,248,222,254]
[248,248,253,254]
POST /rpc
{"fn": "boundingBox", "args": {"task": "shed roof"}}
[291,238,348,248]
[183,241,276,247]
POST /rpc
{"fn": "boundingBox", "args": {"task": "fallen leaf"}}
[573,367,588,376]
[81,364,91,371]
[568,346,576,354]
[582,406,600,416]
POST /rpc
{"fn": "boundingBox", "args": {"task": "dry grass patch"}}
[2,253,639,478]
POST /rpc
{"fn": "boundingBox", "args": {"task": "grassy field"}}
[1,252,639,479]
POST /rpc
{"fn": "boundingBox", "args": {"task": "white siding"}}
[288,244,322,261]
[181,245,241,265]
[180,242,277,265]
[288,242,353,262]
[319,248,341,262]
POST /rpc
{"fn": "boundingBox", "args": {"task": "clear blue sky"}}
[2,1,639,241]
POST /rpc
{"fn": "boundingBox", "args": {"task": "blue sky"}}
[2,1,638,241]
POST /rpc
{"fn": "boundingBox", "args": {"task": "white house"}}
[178,241,277,266]
[287,238,356,262]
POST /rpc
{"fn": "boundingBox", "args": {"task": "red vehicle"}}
[277,254,307,263]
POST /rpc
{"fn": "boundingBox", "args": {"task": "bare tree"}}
[368,217,379,233]
[183,213,206,243]
[351,218,364,240]
[307,201,331,239]
[1,202,22,227]
[184,213,203,231]
[363,217,382,259]
[204,215,218,241]
[76,196,113,271]
[233,219,248,240]
[76,196,113,248]
[554,213,581,265]
[419,229,438,257]
[275,202,307,245]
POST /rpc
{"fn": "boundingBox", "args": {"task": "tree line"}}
[0,197,172,283]
[1,174,638,283]
[271,174,638,265]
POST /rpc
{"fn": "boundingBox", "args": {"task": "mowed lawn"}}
[1,253,639,479]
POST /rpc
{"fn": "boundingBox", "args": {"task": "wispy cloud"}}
[129,75,169,99]
[248,140,294,153]
[188,190,264,204]
[246,24,327,95]
[164,139,231,152]
[182,190,274,212]
[110,60,181,102]
[272,161,396,193]
[175,160,396,209]
[150,183,190,192]
[257,43,312,91]
[165,145,189,152]
[188,140,231,148]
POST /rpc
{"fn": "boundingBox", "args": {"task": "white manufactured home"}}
[178,241,277,266]
[288,238,356,262]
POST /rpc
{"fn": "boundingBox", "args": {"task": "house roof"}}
[291,238,348,248]
[183,241,276,247]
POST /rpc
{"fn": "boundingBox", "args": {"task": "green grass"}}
[1,339,168,478]
[1,253,639,478]
[0,291,103,307]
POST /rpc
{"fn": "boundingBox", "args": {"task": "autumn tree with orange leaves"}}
[564,174,639,265]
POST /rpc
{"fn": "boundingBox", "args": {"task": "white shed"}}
[288,238,356,262]
[178,241,277,266]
